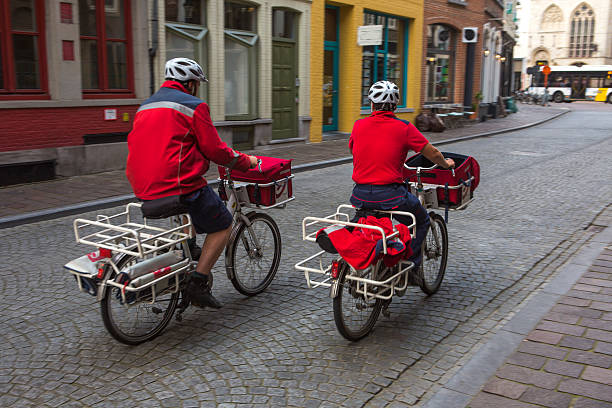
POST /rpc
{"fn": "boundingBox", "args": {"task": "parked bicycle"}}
[65,158,293,345]
[295,153,478,341]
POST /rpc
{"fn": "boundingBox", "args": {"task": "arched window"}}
[569,3,595,58]
[425,24,456,102]
[540,4,563,32]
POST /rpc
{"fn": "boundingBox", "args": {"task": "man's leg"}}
[183,186,234,309]
[195,225,231,276]
[394,194,430,265]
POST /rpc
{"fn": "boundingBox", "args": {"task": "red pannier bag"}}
[218,156,293,206]
[402,152,480,208]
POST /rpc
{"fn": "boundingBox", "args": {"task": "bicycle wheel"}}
[333,261,383,341]
[226,212,281,296]
[101,255,180,345]
[417,212,448,295]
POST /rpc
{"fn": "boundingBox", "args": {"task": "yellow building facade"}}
[310,0,425,142]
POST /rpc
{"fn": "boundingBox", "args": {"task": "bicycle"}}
[295,159,475,341]
[65,164,293,345]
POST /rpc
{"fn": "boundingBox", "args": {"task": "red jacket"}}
[350,111,429,185]
[126,81,251,200]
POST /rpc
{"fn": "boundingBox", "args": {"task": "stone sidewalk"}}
[422,206,612,408]
[0,104,566,224]
[468,239,612,408]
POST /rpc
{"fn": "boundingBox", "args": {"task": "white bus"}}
[528,65,612,103]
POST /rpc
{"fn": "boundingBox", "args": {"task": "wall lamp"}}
[483,48,490,56]
[427,57,436,63]
[495,53,502,60]
[500,56,507,62]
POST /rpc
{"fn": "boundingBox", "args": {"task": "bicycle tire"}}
[226,212,281,296]
[333,261,383,341]
[417,212,448,295]
[101,255,180,345]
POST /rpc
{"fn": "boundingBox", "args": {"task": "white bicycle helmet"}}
[164,58,208,82]
[368,80,400,105]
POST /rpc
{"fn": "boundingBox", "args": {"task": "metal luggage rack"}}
[295,205,416,299]
[106,257,191,304]
[407,175,475,211]
[218,175,295,210]
[73,202,193,259]
[66,256,191,304]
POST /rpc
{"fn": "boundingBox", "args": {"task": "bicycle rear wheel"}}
[226,212,281,296]
[417,212,448,295]
[101,255,180,345]
[333,262,383,341]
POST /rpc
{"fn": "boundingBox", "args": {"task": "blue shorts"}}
[182,186,233,234]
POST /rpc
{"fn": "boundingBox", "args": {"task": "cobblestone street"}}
[1,105,611,407]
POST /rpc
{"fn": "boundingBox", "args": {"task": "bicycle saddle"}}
[140,195,188,219]
[353,208,392,221]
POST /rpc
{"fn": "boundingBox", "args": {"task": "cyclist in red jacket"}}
[349,80,454,269]
[126,58,258,309]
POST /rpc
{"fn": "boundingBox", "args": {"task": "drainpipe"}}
[149,0,159,96]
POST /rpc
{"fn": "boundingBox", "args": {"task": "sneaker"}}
[186,238,202,261]
[186,273,222,309]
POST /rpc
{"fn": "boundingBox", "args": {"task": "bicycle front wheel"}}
[101,255,180,345]
[333,262,383,341]
[226,212,281,296]
[417,212,448,295]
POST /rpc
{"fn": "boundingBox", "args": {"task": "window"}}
[224,1,258,119]
[425,24,456,102]
[79,0,133,96]
[165,0,208,98]
[569,3,595,58]
[272,9,296,40]
[0,0,47,98]
[361,12,407,107]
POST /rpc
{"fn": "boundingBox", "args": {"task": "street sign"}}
[357,25,383,46]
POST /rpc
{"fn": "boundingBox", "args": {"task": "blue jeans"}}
[350,183,430,265]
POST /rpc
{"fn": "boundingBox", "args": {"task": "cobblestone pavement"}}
[469,227,612,408]
[0,103,569,219]
[0,105,611,407]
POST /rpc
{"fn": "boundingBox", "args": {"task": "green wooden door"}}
[272,39,297,140]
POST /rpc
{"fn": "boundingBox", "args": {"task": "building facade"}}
[153,0,312,150]
[0,0,149,176]
[421,0,485,110]
[523,0,612,67]
[309,0,425,143]
[419,0,517,113]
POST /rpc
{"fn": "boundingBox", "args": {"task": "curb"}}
[0,109,570,230]
[422,222,612,408]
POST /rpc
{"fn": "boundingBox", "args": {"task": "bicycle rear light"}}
[331,260,340,279]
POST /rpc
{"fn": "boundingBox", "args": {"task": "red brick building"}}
[420,0,514,113]
[0,0,149,182]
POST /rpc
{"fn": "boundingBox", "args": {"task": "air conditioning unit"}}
[462,27,478,43]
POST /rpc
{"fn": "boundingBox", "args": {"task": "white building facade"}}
[522,0,612,66]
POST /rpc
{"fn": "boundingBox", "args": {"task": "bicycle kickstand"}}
[176,290,191,322]
[382,299,392,318]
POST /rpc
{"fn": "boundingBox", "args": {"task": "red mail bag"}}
[218,156,293,206]
[402,152,480,208]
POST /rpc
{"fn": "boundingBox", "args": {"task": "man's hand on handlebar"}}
[248,155,259,169]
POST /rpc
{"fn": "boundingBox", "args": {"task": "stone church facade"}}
[526,0,612,66]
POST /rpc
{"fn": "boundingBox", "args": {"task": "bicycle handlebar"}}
[404,162,455,177]
[404,163,438,171]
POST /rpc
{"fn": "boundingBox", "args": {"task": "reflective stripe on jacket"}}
[126,81,250,200]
